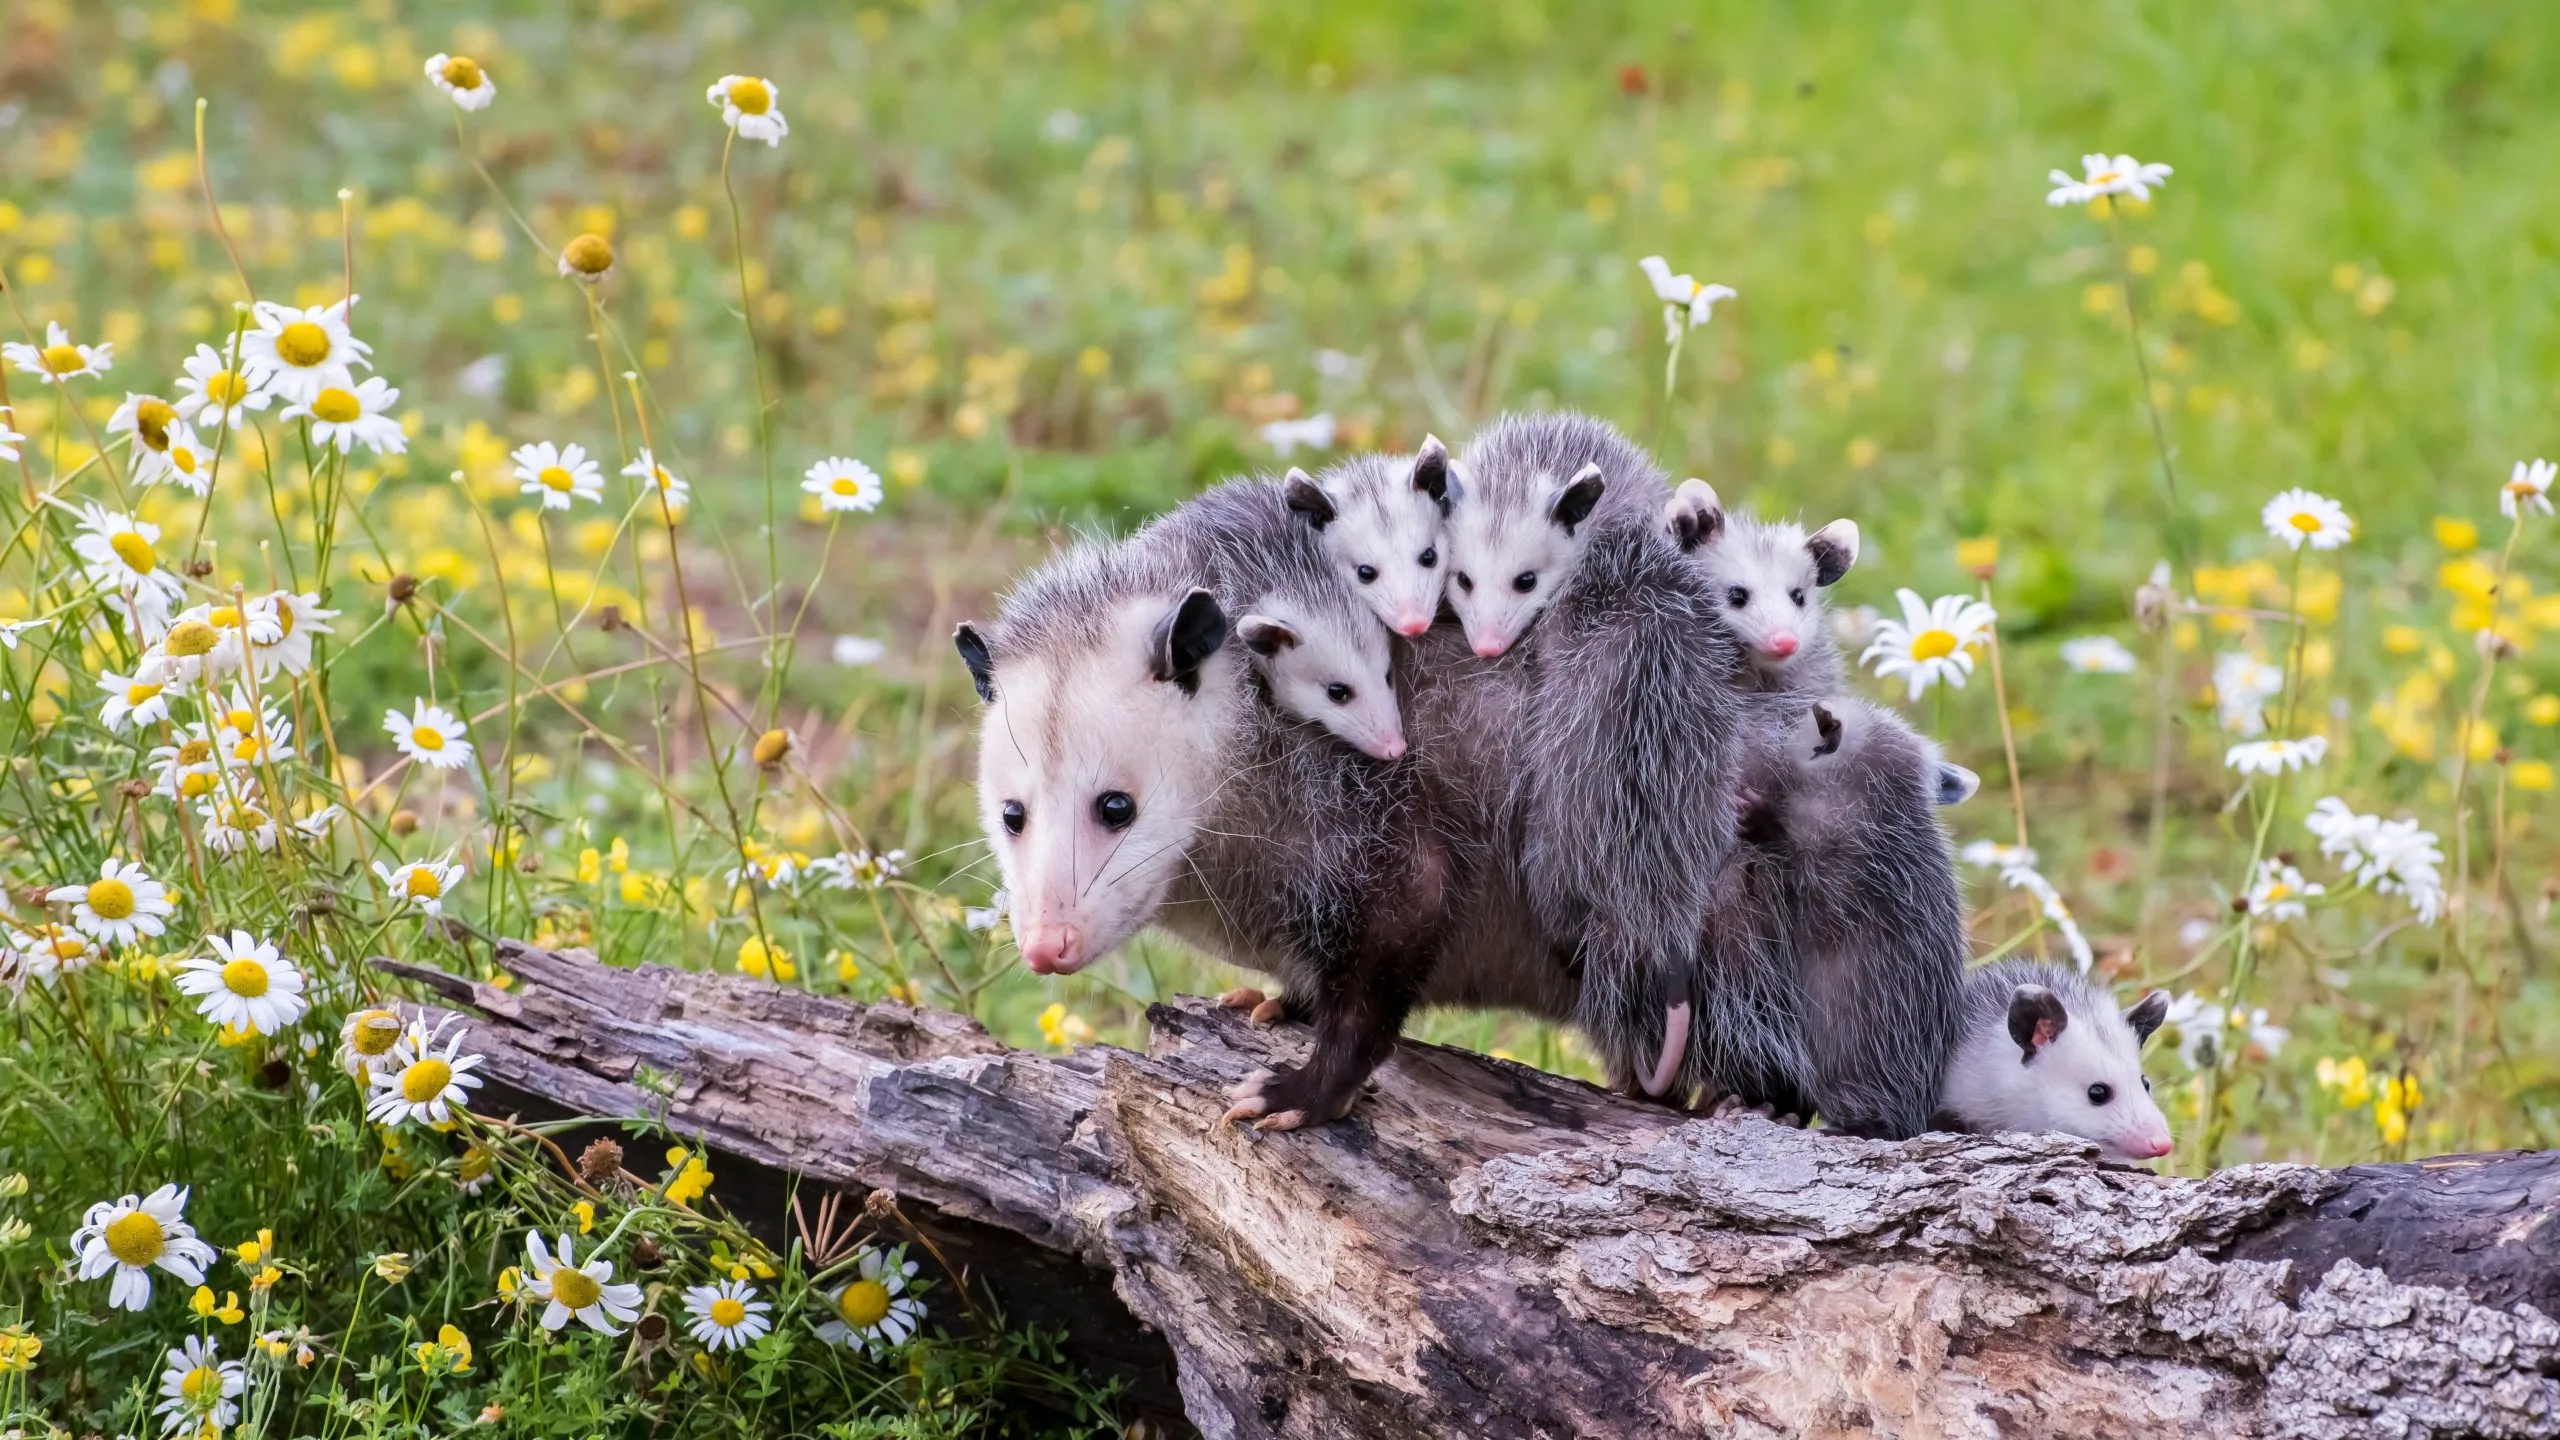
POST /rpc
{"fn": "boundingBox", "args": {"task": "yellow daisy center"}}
[84,876,136,920]
[221,956,270,997]
[225,707,255,731]
[177,738,214,765]
[103,1209,166,1267]
[41,343,85,374]
[1909,629,1959,662]
[135,398,176,448]
[126,682,163,705]
[401,1056,453,1103]
[2288,511,2322,533]
[110,531,159,575]
[547,1264,601,1311]
[274,321,332,369]
[172,446,200,475]
[222,804,270,831]
[410,724,446,752]
[48,934,85,961]
[561,234,614,276]
[181,1365,222,1402]
[836,1279,890,1328]
[654,467,677,491]
[539,465,575,492]
[310,387,362,424]
[830,476,861,495]
[273,600,297,637]
[2264,883,2292,902]
[710,1296,747,1327]
[234,736,265,762]
[166,622,219,659]
[349,1010,402,1055]
[205,370,249,405]
[441,55,484,88]
[404,868,445,900]
[727,77,773,115]
[180,772,217,798]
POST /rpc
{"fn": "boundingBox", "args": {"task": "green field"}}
[4,0,2559,1432]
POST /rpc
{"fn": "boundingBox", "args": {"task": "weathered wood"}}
[379,942,2560,1439]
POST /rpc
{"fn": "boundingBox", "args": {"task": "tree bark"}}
[381,942,2560,1440]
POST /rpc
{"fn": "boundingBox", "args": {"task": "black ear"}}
[1234,614,1300,658]
[1148,588,1228,696]
[1806,519,1860,587]
[1549,462,1604,534]
[2125,989,2170,1046]
[1665,477,1725,553]
[952,623,995,704]
[1412,435,1452,509]
[2007,984,2068,1064]
[1810,703,1843,757]
[1283,469,1336,530]
[1937,763,1980,805]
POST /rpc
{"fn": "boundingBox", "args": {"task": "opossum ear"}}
[1412,435,1452,509]
[1148,587,1228,696]
[2006,984,2068,1064]
[2124,989,2171,1046]
[1283,470,1336,530]
[952,623,995,704]
[1806,519,1860,587]
[1664,478,1725,553]
[1809,704,1843,757]
[1936,763,1980,805]
[1549,463,1605,534]
[1234,614,1300,658]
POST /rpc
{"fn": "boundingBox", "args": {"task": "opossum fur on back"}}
[1454,412,1749,1096]
[1717,694,1971,1137]
[1938,959,2176,1163]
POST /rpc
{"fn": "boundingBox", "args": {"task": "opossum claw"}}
[1220,1068,1275,1127]
[1214,987,1267,1011]
[1640,1001,1691,1098]
[1247,997,1288,1027]
[1251,1110,1307,1132]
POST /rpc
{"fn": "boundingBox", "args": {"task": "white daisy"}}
[366,1014,485,1125]
[521,1231,644,1334]
[809,849,904,890]
[108,392,180,460]
[5,321,113,383]
[138,420,217,497]
[197,796,281,857]
[1637,255,1738,346]
[51,857,176,946]
[97,669,173,733]
[682,1279,773,1351]
[815,1247,925,1356]
[0,405,20,460]
[424,52,495,111]
[2059,635,2138,675]
[239,296,370,406]
[154,1335,246,1437]
[283,375,405,456]
[148,731,224,802]
[71,504,188,615]
[2225,734,2327,776]
[2212,651,2285,736]
[2501,458,2555,520]
[386,700,475,770]
[212,690,296,767]
[375,854,466,917]
[175,931,307,1033]
[5,922,90,987]
[512,441,605,510]
[802,456,883,515]
[2260,488,2353,551]
[335,1006,406,1077]
[2046,153,2174,207]
[0,616,48,650]
[256,589,337,677]
[1258,413,1336,457]
[1860,588,1997,701]
[292,803,342,843]
[2305,797,2445,925]
[2245,859,2323,922]
[172,342,271,430]
[624,448,693,514]
[71,1184,215,1311]
[706,74,789,146]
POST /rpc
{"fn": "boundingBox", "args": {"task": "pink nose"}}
[1763,632,1799,659]
[1394,614,1430,637]
[1471,635,1510,658]
[2135,1132,2174,1159]
[1373,734,1408,761]
[1018,922,1082,975]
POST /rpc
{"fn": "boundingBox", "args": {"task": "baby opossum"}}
[1937,959,2175,1163]
[1717,695,1975,1137]
[1284,437,1453,637]
[1663,478,1859,691]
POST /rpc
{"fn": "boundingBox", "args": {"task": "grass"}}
[2,0,2559,1432]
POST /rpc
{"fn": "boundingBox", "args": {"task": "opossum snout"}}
[2125,1126,2174,1160]
[1393,611,1432,637]
[1017,922,1086,975]
[1369,732,1408,762]
[1760,632,1799,659]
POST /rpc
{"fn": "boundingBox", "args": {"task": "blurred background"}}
[8,0,2560,1165]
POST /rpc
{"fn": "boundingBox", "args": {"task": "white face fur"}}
[1945,987,2175,1163]
[1666,482,1860,674]
[1286,442,1452,638]
[1236,598,1404,761]
[969,594,1240,977]
[1442,462,1603,658]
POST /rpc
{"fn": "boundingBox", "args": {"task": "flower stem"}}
[1980,580,2029,851]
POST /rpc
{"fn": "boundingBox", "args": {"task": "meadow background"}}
[4,0,2559,1433]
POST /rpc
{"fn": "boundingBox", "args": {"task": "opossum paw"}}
[1219,1069,1276,1127]
[1251,1109,1307,1132]
[1224,1063,1356,1131]
[1214,987,1267,1011]
[1247,997,1288,1027]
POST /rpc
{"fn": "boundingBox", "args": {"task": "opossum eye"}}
[2086,1082,2114,1107]
[2141,1076,2152,1093]
[1789,588,1806,607]
[1355,564,1379,585]
[1510,572,1537,594]
[1000,800,1026,836]
[1326,682,1353,705]
[1725,585,1750,608]
[1094,791,1137,831]
[1455,572,1475,593]
[1418,547,1437,569]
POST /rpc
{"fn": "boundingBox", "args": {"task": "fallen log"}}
[380,941,2560,1439]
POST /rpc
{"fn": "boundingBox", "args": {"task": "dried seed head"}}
[862,1187,899,1222]
[633,1234,664,1269]
[186,557,216,579]
[2133,560,2176,633]
[2476,628,2521,661]
[577,1137,624,1185]
[390,809,420,837]
[597,604,625,632]
[635,1311,669,1344]
[116,778,153,799]
[388,573,420,605]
